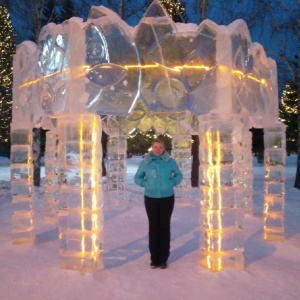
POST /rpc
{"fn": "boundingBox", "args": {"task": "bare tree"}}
[118,0,124,19]
[191,0,210,22]
[71,0,150,22]
[4,0,61,43]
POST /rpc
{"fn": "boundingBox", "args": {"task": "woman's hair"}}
[152,138,165,148]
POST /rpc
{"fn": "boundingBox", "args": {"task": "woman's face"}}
[152,141,164,156]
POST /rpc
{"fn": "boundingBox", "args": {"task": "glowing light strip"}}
[216,130,222,214]
[91,115,98,261]
[125,64,212,73]
[207,255,211,270]
[27,138,33,193]
[233,70,268,86]
[204,128,223,271]
[79,118,84,210]
[91,116,97,201]
[79,118,85,258]
[263,203,269,231]
[18,64,269,89]
[205,130,213,269]
[215,130,222,272]
[19,69,70,88]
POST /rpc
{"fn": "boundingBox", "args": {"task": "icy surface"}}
[1,155,300,299]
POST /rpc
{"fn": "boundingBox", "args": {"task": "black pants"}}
[144,195,175,265]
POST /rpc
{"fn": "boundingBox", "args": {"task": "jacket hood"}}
[144,150,170,164]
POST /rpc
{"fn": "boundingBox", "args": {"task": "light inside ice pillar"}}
[79,116,98,260]
[58,114,103,272]
[205,130,223,271]
[199,115,245,272]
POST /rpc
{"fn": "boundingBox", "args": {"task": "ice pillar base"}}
[59,231,104,273]
[199,249,244,272]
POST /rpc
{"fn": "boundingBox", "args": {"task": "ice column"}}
[106,117,127,195]
[107,135,127,191]
[198,114,244,271]
[57,114,103,272]
[264,122,286,242]
[240,129,253,213]
[10,124,35,244]
[44,129,59,223]
[172,134,192,200]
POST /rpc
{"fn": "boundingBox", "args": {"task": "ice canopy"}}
[12,0,278,133]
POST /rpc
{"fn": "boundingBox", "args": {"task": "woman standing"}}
[134,138,183,269]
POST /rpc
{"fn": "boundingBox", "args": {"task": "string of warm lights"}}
[0,5,15,144]
[279,83,298,116]
[20,63,269,89]
[279,82,298,153]
[160,0,186,23]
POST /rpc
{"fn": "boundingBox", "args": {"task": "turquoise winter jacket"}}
[134,151,183,198]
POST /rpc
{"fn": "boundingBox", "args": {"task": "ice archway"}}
[10,0,285,272]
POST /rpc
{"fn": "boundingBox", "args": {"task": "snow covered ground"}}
[0,155,300,300]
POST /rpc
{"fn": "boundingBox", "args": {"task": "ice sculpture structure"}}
[11,0,285,272]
